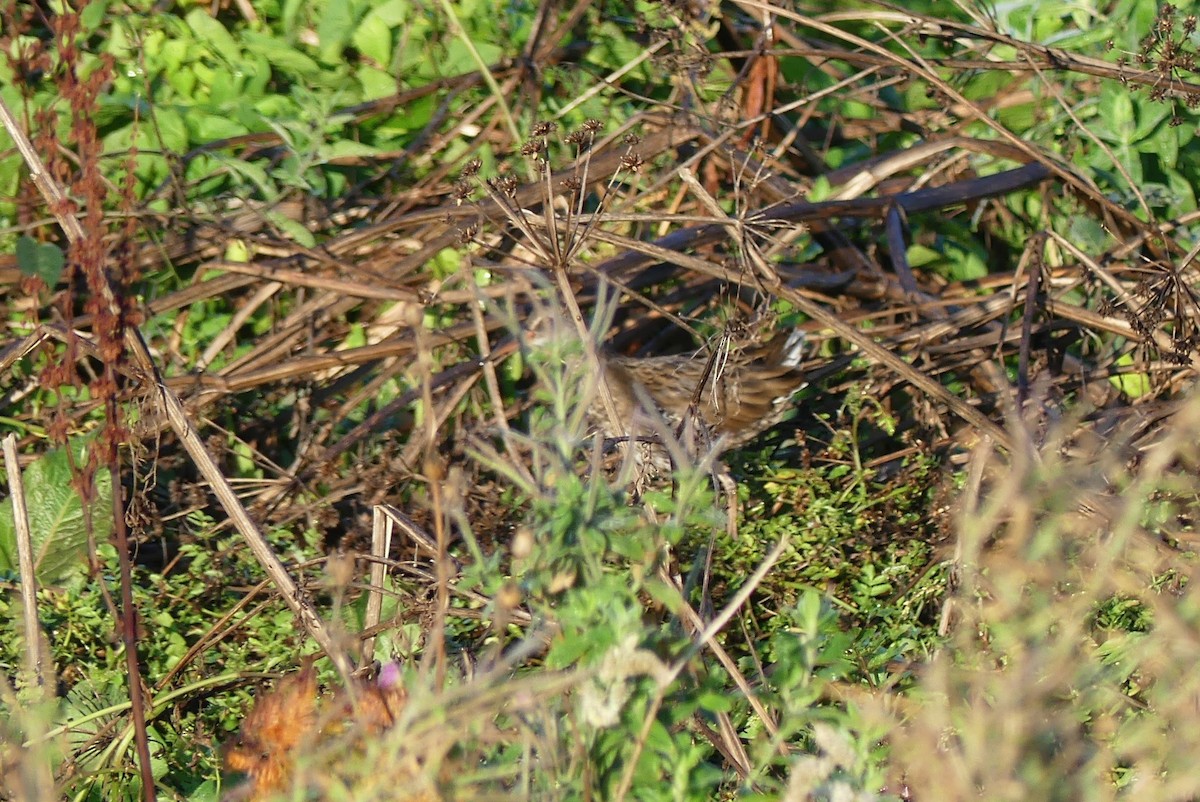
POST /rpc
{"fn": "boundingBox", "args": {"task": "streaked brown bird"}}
[591,327,808,480]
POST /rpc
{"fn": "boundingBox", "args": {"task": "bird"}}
[589,326,808,481]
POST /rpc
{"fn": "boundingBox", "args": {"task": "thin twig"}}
[3,435,44,689]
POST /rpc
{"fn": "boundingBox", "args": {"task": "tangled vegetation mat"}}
[3,1,1200,800]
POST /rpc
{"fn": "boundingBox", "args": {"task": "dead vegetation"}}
[4,0,1200,799]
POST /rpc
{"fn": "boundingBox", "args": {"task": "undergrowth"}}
[3,0,1200,800]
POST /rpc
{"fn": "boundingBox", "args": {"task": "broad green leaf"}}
[281,0,307,35]
[242,31,322,79]
[184,9,242,63]
[353,15,394,67]
[165,62,197,97]
[1066,215,1108,252]
[79,0,111,32]
[216,156,274,198]
[0,443,112,583]
[319,139,382,159]
[207,68,244,105]
[160,39,190,75]
[365,0,410,27]
[268,212,317,248]
[318,0,358,63]
[153,106,189,152]
[243,52,273,97]
[1098,83,1135,145]
[357,65,397,100]
[1165,167,1197,213]
[1150,123,1188,185]
[1132,101,1171,143]
[0,155,22,210]
[1110,352,1151,398]
[15,236,65,286]
[189,113,249,142]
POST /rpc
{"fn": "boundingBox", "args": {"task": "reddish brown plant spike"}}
[531,120,556,137]
[461,157,481,178]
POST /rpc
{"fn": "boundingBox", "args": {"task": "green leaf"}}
[319,139,382,159]
[184,9,242,64]
[153,107,189,152]
[267,212,316,248]
[1099,83,1135,145]
[356,65,398,100]
[1067,215,1108,252]
[79,0,111,32]
[207,67,245,105]
[188,113,249,142]
[0,442,112,583]
[365,0,410,27]
[1110,352,1151,398]
[1132,101,1171,143]
[160,38,190,75]
[242,31,323,79]
[318,1,359,63]
[15,236,65,286]
[353,16,394,67]
[1165,167,1197,213]
[0,154,22,211]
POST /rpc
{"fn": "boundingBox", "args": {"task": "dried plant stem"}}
[469,298,534,484]
[551,262,626,441]
[434,0,519,145]
[3,434,44,690]
[412,315,452,691]
[362,507,394,666]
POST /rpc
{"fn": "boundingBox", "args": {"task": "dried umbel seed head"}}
[452,180,474,204]
[520,138,546,157]
[456,222,479,244]
[489,176,518,197]
[460,158,482,178]
[619,152,644,172]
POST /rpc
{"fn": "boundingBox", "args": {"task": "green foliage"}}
[14,236,65,286]
[0,528,314,798]
[7,0,1200,800]
[0,441,111,584]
